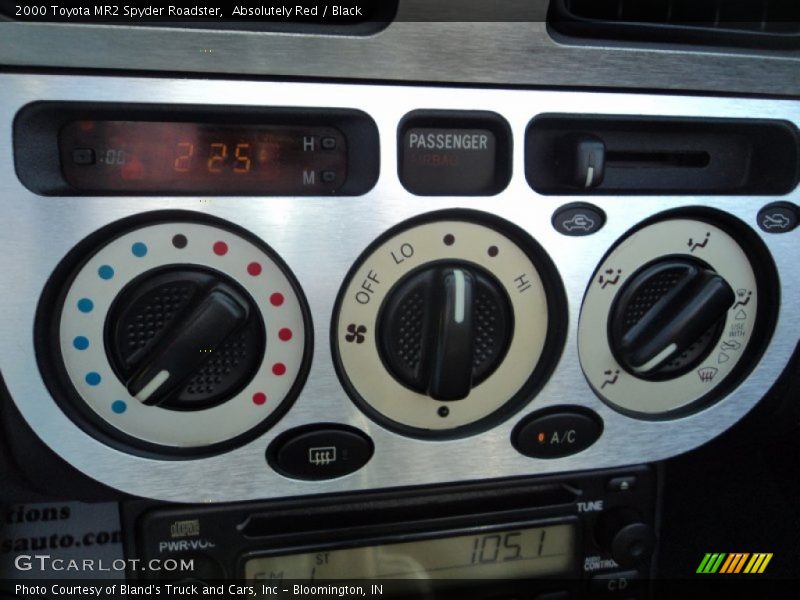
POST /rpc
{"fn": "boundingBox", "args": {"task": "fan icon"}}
[345,324,367,344]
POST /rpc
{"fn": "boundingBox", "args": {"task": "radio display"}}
[59,120,347,194]
[243,523,575,581]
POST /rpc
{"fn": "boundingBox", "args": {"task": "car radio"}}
[122,466,657,599]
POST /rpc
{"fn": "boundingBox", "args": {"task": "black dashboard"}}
[1,2,799,599]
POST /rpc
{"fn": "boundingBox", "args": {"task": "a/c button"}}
[512,408,603,459]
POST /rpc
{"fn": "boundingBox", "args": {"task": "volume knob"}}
[595,509,656,568]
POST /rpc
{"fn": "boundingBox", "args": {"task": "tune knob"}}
[608,258,734,380]
[378,262,512,401]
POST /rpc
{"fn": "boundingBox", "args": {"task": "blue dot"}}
[131,242,148,257]
[85,372,101,386]
[73,336,89,350]
[111,400,127,414]
[77,298,94,313]
[98,265,114,280]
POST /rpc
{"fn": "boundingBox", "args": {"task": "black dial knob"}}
[105,266,265,411]
[609,257,735,380]
[377,262,513,401]
[595,509,656,568]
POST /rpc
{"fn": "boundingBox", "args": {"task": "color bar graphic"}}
[697,552,773,574]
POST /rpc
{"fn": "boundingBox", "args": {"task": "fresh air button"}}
[512,407,603,459]
[269,424,373,480]
[757,202,798,234]
[398,110,511,196]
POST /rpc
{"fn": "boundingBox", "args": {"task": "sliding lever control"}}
[609,258,735,380]
[556,133,606,189]
[378,263,513,401]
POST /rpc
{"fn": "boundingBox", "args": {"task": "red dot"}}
[247,262,262,276]
[270,293,285,306]
[272,363,287,376]
[278,328,293,341]
[213,241,228,256]
[252,392,267,406]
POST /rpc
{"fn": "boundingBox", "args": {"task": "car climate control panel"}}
[0,74,798,503]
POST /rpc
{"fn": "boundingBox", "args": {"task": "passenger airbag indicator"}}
[398,111,511,196]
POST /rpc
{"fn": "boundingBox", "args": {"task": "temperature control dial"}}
[106,266,265,410]
[38,213,311,455]
[579,215,772,417]
[333,211,566,437]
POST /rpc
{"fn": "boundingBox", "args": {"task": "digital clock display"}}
[243,523,575,581]
[59,120,347,194]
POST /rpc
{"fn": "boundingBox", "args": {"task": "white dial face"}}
[579,219,758,416]
[336,219,553,432]
[58,221,308,448]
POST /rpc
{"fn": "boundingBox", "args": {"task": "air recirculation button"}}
[378,263,512,401]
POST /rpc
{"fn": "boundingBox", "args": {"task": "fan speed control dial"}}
[378,262,512,401]
[333,211,566,437]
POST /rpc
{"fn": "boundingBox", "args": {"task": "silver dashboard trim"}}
[0,73,798,502]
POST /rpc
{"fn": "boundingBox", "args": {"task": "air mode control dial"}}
[333,211,566,437]
[609,258,734,379]
[579,215,771,417]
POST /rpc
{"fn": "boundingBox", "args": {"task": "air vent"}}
[549,0,800,49]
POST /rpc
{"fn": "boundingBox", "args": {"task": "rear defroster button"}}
[512,408,603,458]
[269,425,374,480]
